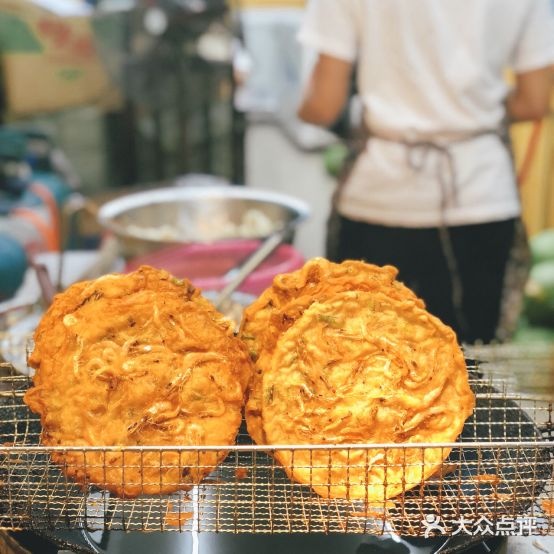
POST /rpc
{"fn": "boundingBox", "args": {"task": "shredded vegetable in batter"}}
[24,266,253,498]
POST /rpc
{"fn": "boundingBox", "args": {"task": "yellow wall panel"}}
[511,116,554,237]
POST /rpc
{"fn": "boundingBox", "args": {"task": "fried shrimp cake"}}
[241,258,423,444]
[24,265,253,498]
[261,290,474,501]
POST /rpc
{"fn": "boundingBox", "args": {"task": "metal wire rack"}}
[0,331,553,538]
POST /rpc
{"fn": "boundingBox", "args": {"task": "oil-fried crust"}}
[240,258,424,445]
[24,265,253,497]
[240,259,474,501]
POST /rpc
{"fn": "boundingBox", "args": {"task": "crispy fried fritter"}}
[240,258,424,444]
[262,290,474,500]
[24,265,253,497]
[241,258,475,501]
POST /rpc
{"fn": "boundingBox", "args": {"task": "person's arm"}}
[298,53,354,127]
[506,65,554,121]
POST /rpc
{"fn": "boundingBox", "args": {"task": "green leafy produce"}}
[530,228,554,265]
[523,260,554,327]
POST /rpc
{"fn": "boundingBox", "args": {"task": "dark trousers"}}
[333,216,518,344]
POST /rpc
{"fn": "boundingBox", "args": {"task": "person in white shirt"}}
[297,0,554,344]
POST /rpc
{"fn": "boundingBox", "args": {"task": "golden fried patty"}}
[24,265,253,497]
[241,259,474,500]
[241,258,424,445]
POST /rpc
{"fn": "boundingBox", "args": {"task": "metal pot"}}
[97,186,310,259]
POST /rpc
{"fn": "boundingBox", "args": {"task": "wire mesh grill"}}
[0,332,553,537]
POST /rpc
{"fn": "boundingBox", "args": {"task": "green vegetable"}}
[523,260,554,327]
[317,314,341,328]
[530,228,554,265]
[512,323,554,344]
[323,143,350,177]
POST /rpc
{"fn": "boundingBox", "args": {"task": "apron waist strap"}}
[367,128,506,215]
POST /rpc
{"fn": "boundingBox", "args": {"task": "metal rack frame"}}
[0,354,553,538]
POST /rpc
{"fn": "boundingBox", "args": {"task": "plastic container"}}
[125,239,304,296]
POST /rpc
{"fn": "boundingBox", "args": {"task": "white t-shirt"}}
[298,0,554,227]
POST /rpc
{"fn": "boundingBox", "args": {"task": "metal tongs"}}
[213,221,295,311]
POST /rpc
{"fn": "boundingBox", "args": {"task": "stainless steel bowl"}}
[97,186,310,259]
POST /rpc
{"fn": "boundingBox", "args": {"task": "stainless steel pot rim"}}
[97,186,311,239]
